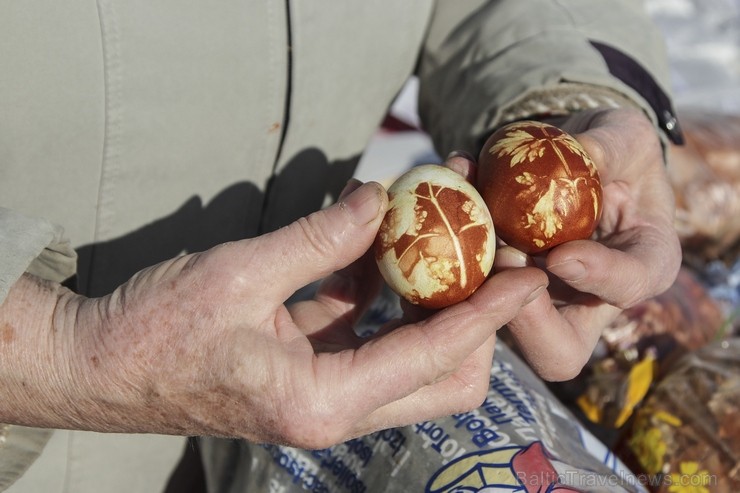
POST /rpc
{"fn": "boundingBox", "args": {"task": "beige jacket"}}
[0,1,676,491]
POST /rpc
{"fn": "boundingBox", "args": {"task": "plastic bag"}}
[201,338,653,493]
[546,267,727,433]
[668,110,740,265]
[616,339,740,492]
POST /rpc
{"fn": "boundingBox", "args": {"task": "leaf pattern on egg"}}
[489,121,601,249]
[375,164,497,308]
[522,176,591,247]
[489,121,596,177]
[489,128,546,166]
[391,182,489,291]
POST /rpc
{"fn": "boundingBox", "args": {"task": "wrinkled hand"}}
[58,176,546,449]
[479,108,681,381]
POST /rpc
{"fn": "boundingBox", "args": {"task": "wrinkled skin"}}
[449,108,682,381]
[1,108,678,450]
[1,157,546,451]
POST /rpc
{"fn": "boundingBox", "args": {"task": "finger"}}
[493,244,620,382]
[546,231,681,308]
[551,109,681,304]
[250,182,388,302]
[292,179,385,332]
[292,248,384,343]
[356,332,497,434]
[502,286,621,381]
[443,150,477,184]
[335,267,548,418]
[493,245,536,270]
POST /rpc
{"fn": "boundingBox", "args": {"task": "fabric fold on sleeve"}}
[0,209,76,489]
[0,207,77,303]
[417,0,677,156]
[0,426,53,492]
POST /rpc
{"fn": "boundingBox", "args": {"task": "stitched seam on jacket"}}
[91,0,124,293]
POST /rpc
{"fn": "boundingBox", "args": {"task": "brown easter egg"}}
[374,164,496,309]
[477,121,603,254]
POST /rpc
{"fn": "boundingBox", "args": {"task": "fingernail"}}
[548,259,586,282]
[446,150,475,161]
[524,284,547,305]
[339,178,363,200]
[341,182,383,225]
[495,246,532,269]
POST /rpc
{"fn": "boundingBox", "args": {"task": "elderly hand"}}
[2,170,547,450]
[487,108,682,381]
[446,108,681,381]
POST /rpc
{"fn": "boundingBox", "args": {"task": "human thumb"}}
[256,181,388,301]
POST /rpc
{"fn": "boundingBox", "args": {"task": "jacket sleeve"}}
[417,0,682,157]
[0,207,76,303]
[0,208,76,490]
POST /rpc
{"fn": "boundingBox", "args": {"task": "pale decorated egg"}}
[477,121,603,254]
[374,164,496,309]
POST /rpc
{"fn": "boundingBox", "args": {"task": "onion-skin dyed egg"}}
[374,164,496,309]
[477,121,603,254]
